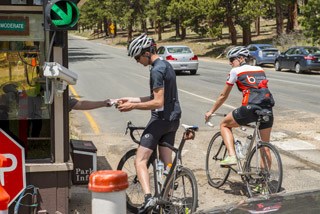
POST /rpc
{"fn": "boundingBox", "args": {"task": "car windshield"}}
[167,47,191,54]
[259,45,273,50]
[304,47,320,54]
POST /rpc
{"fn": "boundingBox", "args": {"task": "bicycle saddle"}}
[181,124,199,131]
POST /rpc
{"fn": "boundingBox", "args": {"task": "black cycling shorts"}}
[140,118,180,150]
[232,105,273,130]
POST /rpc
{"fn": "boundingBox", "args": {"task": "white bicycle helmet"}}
[127,33,154,57]
[227,46,250,59]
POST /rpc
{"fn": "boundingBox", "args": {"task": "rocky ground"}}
[69,109,320,213]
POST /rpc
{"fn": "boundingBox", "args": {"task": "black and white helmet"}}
[127,33,154,57]
[227,46,250,59]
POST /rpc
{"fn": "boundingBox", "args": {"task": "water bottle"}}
[235,140,245,159]
[157,160,164,183]
[163,163,172,176]
[241,135,252,157]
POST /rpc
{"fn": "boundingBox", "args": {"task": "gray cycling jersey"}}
[149,58,181,121]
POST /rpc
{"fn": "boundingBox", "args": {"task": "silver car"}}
[157,45,199,75]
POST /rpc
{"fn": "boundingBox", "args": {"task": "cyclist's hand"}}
[205,111,213,122]
[205,111,214,127]
[106,99,118,107]
[117,101,135,112]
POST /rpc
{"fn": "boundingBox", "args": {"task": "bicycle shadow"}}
[223,180,248,196]
[223,180,286,197]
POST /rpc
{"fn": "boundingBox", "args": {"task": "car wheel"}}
[295,63,303,74]
[175,70,182,75]
[275,61,281,71]
[190,70,197,75]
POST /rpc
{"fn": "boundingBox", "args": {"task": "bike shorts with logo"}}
[232,105,273,130]
[140,118,180,150]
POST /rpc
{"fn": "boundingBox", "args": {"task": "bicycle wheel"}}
[245,142,283,197]
[117,149,155,213]
[161,167,198,214]
[205,132,231,188]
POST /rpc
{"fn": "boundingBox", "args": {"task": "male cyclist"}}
[117,33,181,213]
[205,46,274,166]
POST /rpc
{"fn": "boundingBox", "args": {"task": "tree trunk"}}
[157,20,162,41]
[128,19,133,43]
[114,21,117,37]
[286,0,298,33]
[141,20,147,33]
[156,6,162,41]
[226,3,237,45]
[175,20,180,38]
[255,17,260,36]
[275,0,284,36]
[98,20,102,33]
[103,17,109,37]
[181,26,186,39]
[242,24,251,45]
[150,18,154,29]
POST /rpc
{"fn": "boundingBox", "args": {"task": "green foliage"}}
[167,0,192,27]
[192,0,225,38]
[78,0,318,46]
[300,0,320,45]
[235,0,266,27]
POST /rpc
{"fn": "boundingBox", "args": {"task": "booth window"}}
[0,14,51,161]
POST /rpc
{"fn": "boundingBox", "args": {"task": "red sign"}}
[0,130,26,206]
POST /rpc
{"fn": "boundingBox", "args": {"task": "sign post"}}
[0,130,26,206]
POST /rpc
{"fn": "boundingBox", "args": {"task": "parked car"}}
[275,46,320,74]
[247,44,280,66]
[199,188,320,214]
[157,45,199,75]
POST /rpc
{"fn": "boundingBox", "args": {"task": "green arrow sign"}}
[45,0,80,31]
[52,2,73,26]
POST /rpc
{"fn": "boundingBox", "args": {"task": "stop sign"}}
[0,130,26,206]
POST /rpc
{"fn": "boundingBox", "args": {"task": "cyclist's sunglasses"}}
[134,54,143,61]
[229,57,237,63]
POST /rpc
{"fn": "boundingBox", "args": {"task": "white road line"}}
[268,77,320,88]
[178,89,235,109]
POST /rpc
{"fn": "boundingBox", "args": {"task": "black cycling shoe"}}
[138,195,157,214]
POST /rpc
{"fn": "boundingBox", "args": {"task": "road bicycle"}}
[205,107,283,197]
[117,121,199,213]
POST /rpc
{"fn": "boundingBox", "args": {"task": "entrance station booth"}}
[0,1,79,213]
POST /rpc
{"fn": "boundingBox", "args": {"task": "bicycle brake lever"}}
[124,121,132,135]
[205,113,216,127]
[205,121,214,127]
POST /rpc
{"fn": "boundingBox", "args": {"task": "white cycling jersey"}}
[226,64,267,92]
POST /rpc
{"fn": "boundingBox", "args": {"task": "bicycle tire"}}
[117,149,155,213]
[245,142,283,197]
[205,132,231,188]
[161,167,198,213]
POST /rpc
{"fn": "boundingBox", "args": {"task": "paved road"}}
[68,35,320,213]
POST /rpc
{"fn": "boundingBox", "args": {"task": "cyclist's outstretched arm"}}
[205,84,232,121]
[119,96,150,103]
